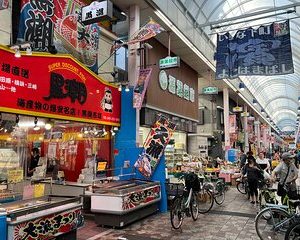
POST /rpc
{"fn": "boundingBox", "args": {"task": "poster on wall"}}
[134,116,176,178]
[215,20,293,79]
[17,0,100,71]
[133,68,152,109]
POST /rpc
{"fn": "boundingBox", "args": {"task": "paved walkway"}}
[78,186,261,240]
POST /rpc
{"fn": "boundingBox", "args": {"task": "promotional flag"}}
[133,68,152,109]
[134,116,176,178]
[215,20,293,79]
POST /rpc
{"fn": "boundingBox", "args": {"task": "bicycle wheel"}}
[214,181,225,205]
[285,221,300,240]
[170,197,184,229]
[190,192,199,221]
[197,189,214,214]
[237,181,247,194]
[255,207,290,240]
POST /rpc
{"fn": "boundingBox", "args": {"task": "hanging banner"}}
[17,0,100,71]
[134,116,176,178]
[111,18,165,53]
[133,68,152,109]
[0,46,120,126]
[215,20,293,80]
[229,115,236,134]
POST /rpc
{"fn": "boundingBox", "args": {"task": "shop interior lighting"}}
[239,82,245,91]
[125,85,130,92]
[118,84,122,91]
[33,117,40,131]
[45,119,52,130]
[113,126,119,131]
[25,46,32,55]
[14,48,21,58]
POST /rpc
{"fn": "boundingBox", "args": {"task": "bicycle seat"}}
[289,199,300,206]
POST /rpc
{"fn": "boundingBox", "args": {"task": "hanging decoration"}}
[134,115,176,178]
[17,0,100,72]
[215,20,293,80]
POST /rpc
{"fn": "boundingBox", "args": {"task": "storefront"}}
[0,45,120,239]
[140,39,198,175]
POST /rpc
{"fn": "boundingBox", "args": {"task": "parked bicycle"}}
[168,172,200,229]
[255,194,300,240]
[257,180,278,211]
[236,176,250,199]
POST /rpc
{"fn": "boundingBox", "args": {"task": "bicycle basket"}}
[185,173,200,192]
[165,182,184,196]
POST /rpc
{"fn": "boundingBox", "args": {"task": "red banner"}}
[229,115,236,133]
[0,46,120,126]
[133,68,152,109]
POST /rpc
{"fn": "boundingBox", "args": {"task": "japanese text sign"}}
[159,56,180,69]
[0,46,120,126]
[18,0,100,71]
[215,20,293,79]
[134,116,176,178]
[133,68,152,109]
[81,0,113,25]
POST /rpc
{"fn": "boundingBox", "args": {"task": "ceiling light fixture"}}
[15,114,19,127]
[118,84,122,91]
[125,85,130,92]
[239,82,245,91]
[45,119,52,130]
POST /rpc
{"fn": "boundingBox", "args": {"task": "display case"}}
[0,196,83,240]
[0,148,20,176]
[91,179,161,227]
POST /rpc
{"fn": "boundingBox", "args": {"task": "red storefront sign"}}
[0,46,120,126]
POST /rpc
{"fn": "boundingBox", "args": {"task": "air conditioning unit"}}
[113,66,128,82]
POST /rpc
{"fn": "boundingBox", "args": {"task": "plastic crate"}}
[165,182,184,196]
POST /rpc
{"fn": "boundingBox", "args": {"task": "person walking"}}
[271,152,298,202]
[243,157,262,204]
[256,151,271,174]
[239,149,247,169]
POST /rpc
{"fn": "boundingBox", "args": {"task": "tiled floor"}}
[77,186,261,240]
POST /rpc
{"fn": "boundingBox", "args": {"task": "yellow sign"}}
[7,169,23,183]
[97,162,107,171]
[233,106,243,112]
[34,184,45,198]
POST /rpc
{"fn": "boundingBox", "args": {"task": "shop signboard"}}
[133,68,153,109]
[215,20,293,80]
[134,116,176,178]
[233,106,243,112]
[0,46,120,126]
[159,56,180,69]
[81,0,113,25]
[7,168,23,183]
[241,111,250,117]
[202,86,218,95]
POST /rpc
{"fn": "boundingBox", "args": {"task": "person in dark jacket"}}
[243,157,262,204]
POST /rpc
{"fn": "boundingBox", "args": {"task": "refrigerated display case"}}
[91,179,161,227]
[0,195,83,240]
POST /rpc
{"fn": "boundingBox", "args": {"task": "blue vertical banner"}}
[215,20,293,80]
